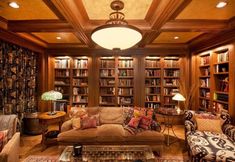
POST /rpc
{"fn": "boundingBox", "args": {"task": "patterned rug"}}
[23,155,187,162]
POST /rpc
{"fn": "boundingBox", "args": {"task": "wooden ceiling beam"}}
[8,20,74,32]
[139,0,191,47]
[0,16,8,30]
[161,20,228,32]
[42,0,66,20]
[49,0,93,47]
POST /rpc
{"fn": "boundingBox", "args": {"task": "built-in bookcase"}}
[99,57,116,106]
[212,49,229,112]
[163,57,180,108]
[144,56,161,108]
[198,53,211,111]
[72,57,89,107]
[118,57,134,107]
[54,57,71,101]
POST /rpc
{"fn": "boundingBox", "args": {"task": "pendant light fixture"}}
[91,0,142,50]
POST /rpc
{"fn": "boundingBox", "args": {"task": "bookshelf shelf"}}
[199,97,210,100]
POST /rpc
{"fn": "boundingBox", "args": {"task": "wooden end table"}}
[156,107,184,146]
[38,111,66,151]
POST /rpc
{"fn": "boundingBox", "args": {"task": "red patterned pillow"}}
[0,130,8,151]
[127,117,141,129]
[139,116,152,130]
[80,115,98,129]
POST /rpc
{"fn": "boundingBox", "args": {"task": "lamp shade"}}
[172,93,186,101]
[41,90,62,101]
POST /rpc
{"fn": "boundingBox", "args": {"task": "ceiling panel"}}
[153,32,202,44]
[176,0,235,20]
[0,0,58,20]
[32,32,81,43]
[82,0,153,20]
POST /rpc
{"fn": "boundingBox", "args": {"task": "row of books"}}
[55,59,70,68]
[200,55,210,65]
[145,79,161,86]
[164,96,175,104]
[163,79,178,86]
[54,80,69,85]
[217,51,229,63]
[214,64,228,73]
[55,70,70,77]
[73,69,88,77]
[54,87,67,94]
[100,79,115,86]
[164,60,179,68]
[119,79,133,86]
[73,79,88,86]
[100,69,115,77]
[146,95,160,102]
[214,93,228,102]
[145,70,161,77]
[213,102,228,111]
[117,96,133,104]
[200,78,210,87]
[145,60,160,68]
[100,60,115,68]
[163,88,178,95]
[100,87,115,95]
[118,88,133,95]
[200,89,210,98]
[73,87,88,95]
[74,59,88,69]
[199,99,210,110]
[145,87,161,94]
[200,68,210,76]
[145,103,160,108]
[118,69,134,76]
[99,96,115,104]
[72,96,88,102]
[164,70,180,77]
[118,60,133,68]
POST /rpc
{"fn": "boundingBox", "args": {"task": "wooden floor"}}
[19,125,189,162]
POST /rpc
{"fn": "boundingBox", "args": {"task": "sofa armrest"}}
[185,120,196,134]
[61,120,72,132]
[223,124,235,142]
[0,132,20,162]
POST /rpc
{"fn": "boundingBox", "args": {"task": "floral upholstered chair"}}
[185,110,235,162]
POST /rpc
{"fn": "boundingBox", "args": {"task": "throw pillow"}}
[0,130,8,151]
[71,118,81,130]
[80,115,98,129]
[139,116,152,130]
[127,117,141,129]
[123,107,134,125]
[195,117,222,133]
[69,107,87,118]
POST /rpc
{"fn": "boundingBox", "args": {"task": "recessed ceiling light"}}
[56,36,61,40]
[174,36,179,40]
[8,2,20,9]
[216,1,227,8]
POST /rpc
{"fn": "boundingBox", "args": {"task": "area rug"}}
[23,155,59,162]
[155,157,187,162]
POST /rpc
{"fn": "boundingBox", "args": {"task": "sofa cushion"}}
[124,130,164,143]
[58,128,97,143]
[187,130,235,161]
[99,107,124,124]
[97,124,125,142]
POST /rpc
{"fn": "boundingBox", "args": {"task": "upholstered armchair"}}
[0,115,20,162]
[185,110,235,162]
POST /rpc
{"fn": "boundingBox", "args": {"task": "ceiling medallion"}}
[91,0,142,50]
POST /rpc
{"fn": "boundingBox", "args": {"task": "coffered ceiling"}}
[0,0,234,50]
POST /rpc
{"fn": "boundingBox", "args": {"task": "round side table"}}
[38,111,66,151]
[156,107,184,146]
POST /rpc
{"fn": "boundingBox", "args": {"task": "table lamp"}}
[172,93,185,114]
[41,90,63,115]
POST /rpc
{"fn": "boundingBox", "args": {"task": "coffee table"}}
[59,145,155,162]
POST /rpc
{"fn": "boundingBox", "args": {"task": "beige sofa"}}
[58,107,164,153]
[0,114,20,162]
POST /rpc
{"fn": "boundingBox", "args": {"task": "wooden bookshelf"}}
[99,57,116,106]
[144,56,161,108]
[198,53,211,111]
[118,57,134,107]
[72,57,89,107]
[54,57,71,103]
[162,57,180,108]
